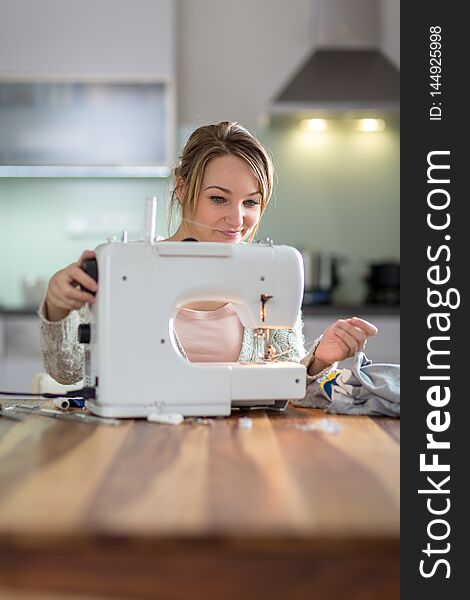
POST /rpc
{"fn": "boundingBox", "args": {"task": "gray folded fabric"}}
[309,352,400,417]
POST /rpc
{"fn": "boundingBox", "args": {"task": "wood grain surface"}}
[0,401,399,599]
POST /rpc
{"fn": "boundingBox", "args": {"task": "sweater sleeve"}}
[37,296,88,385]
[268,311,338,388]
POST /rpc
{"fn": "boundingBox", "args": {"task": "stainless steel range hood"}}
[270,0,400,116]
[271,48,399,114]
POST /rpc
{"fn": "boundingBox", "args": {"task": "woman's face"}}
[181,154,262,243]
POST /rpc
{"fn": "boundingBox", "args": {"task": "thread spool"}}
[53,398,70,410]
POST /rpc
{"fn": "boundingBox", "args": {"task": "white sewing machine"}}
[80,208,306,418]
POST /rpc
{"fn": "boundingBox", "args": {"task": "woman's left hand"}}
[309,317,379,375]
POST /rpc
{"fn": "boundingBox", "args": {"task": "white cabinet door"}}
[3,358,43,393]
[0,0,175,77]
[5,316,41,358]
[0,362,5,389]
[0,316,5,358]
[1,315,43,392]
[0,316,5,389]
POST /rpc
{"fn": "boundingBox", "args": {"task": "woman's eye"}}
[210,196,226,204]
[244,199,261,207]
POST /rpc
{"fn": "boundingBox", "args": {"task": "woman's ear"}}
[175,176,186,204]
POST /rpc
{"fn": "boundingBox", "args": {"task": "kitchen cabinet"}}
[0,0,175,78]
[0,317,5,357]
[0,317,4,390]
[5,315,41,357]
[0,314,42,393]
[303,313,400,365]
[0,81,173,169]
[0,0,175,172]
[1,357,43,393]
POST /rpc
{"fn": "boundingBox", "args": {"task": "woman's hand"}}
[45,250,98,322]
[308,317,379,376]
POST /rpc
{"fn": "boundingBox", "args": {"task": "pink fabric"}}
[174,303,244,362]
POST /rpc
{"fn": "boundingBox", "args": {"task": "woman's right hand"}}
[45,250,98,322]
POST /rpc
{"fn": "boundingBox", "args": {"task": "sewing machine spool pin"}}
[144,196,158,244]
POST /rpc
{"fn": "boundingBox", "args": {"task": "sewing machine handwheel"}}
[80,258,98,295]
[78,323,91,344]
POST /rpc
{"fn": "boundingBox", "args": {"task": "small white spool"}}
[53,398,70,410]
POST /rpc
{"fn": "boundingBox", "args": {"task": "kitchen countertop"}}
[0,303,400,317]
[301,303,400,316]
[0,306,41,316]
[0,401,399,599]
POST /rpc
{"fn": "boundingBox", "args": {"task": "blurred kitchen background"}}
[0,0,400,389]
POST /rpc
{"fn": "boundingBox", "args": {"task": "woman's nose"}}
[225,205,244,228]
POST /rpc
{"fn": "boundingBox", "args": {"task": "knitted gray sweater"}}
[38,299,336,405]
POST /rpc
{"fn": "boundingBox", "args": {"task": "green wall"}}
[258,121,400,303]
[0,122,399,307]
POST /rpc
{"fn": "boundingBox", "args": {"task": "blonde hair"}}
[168,121,274,242]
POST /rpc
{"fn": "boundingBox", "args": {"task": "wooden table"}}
[0,402,399,599]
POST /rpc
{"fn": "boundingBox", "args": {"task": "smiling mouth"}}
[216,230,243,237]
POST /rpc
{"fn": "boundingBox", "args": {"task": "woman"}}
[40,121,377,393]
